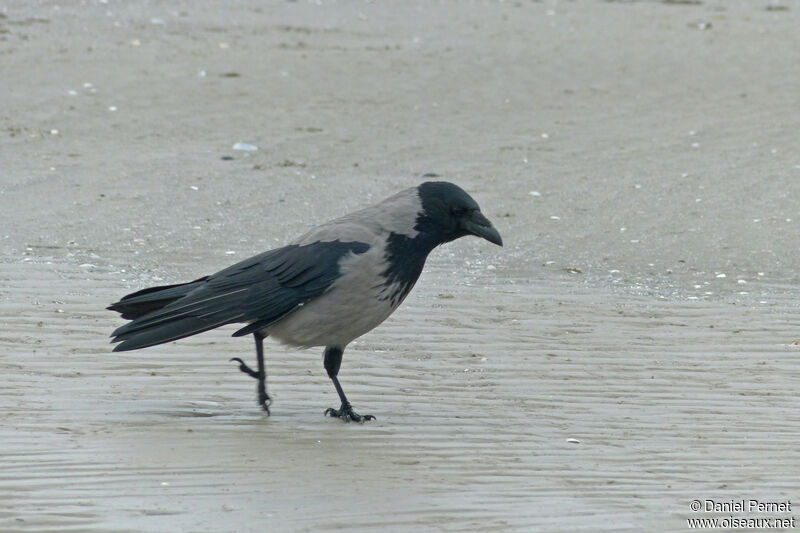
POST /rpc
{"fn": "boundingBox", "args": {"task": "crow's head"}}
[416,181,503,247]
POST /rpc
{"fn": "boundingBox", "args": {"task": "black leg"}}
[322,346,374,423]
[230,333,272,414]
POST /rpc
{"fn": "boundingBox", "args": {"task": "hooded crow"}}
[109,181,502,422]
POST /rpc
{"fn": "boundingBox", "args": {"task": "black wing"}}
[109,240,370,351]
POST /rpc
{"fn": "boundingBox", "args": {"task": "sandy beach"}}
[2,0,800,531]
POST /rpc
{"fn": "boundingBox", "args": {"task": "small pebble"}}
[233,142,258,151]
[566,438,580,444]
[529,191,541,197]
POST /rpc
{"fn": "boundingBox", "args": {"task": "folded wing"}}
[109,240,370,351]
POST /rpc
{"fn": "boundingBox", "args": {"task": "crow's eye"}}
[451,206,468,217]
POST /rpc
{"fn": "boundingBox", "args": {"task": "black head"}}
[415,181,503,247]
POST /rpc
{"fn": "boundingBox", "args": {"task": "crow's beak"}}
[462,211,503,247]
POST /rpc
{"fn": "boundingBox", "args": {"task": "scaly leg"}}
[230,332,272,414]
[322,346,374,423]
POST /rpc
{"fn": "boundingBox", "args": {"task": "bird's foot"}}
[230,358,271,415]
[230,357,259,378]
[324,402,375,423]
[258,390,272,415]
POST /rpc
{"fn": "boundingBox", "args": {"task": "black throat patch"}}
[379,231,437,307]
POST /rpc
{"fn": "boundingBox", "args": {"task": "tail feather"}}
[108,277,224,350]
[108,277,252,350]
[107,277,208,319]
[111,313,238,352]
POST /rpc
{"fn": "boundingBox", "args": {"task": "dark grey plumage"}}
[109,181,502,421]
[110,241,369,351]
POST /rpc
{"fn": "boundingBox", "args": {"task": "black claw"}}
[325,403,375,423]
[231,357,271,415]
[230,357,260,379]
[259,391,272,415]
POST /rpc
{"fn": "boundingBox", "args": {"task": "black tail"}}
[108,242,354,352]
[107,277,208,319]
[108,277,232,352]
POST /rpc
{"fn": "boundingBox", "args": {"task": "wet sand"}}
[2,1,800,531]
